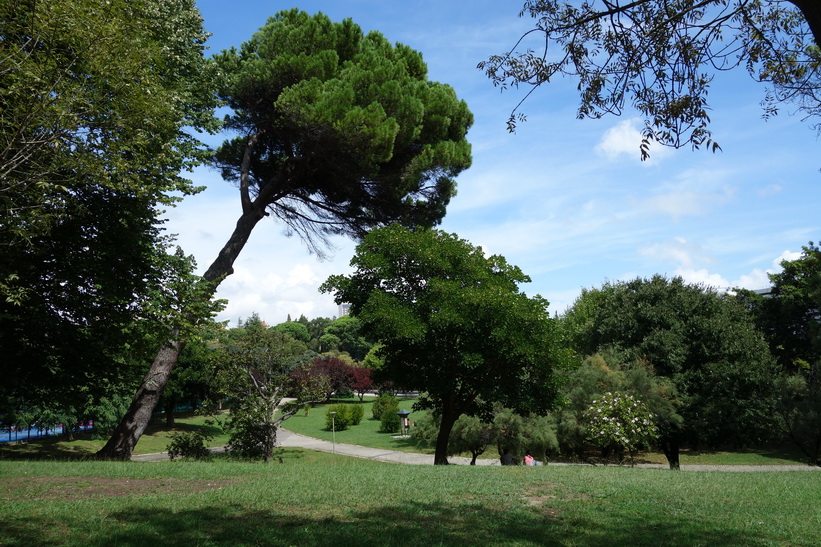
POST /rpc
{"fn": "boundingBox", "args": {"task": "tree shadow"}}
[2,499,772,546]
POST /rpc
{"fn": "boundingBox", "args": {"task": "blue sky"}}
[166,1,821,326]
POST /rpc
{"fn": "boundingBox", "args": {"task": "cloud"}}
[630,168,737,219]
[638,237,714,269]
[669,248,802,292]
[595,118,673,165]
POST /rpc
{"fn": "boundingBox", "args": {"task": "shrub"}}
[226,409,277,461]
[371,394,398,420]
[326,404,353,430]
[380,410,401,433]
[349,404,364,425]
[583,391,658,464]
[166,431,213,461]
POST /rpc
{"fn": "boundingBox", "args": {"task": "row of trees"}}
[4,1,819,465]
[1,5,473,459]
[325,227,821,468]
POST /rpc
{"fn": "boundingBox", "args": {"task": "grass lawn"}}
[1,456,820,545]
[284,397,810,467]
[2,400,809,467]
[283,395,435,454]
[0,412,232,459]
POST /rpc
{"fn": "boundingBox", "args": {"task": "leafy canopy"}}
[212,9,473,254]
[564,275,778,449]
[480,0,821,159]
[323,224,568,463]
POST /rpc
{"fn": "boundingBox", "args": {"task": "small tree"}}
[214,317,321,462]
[323,224,568,465]
[371,394,399,421]
[450,415,496,465]
[351,367,374,401]
[583,392,658,466]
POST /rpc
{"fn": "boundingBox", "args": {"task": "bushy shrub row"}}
[325,403,365,431]
[371,394,398,420]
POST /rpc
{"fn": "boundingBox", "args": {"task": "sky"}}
[165,1,821,326]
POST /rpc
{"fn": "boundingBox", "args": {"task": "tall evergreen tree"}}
[99,10,473,458]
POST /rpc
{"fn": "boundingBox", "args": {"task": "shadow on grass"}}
[2,501,763,546]
[0,434,98,461]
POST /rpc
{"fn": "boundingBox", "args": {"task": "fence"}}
[0,422,94,444]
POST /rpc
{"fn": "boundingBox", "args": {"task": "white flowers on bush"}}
[582,392,658,454]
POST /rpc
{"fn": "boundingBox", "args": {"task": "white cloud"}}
[595,118,673,165]
[638,237,713,269]
[674,268,731,290]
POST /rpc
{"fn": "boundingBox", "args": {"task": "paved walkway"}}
[132,429,821,470]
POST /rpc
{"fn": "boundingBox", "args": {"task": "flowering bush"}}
[583,391,658,464]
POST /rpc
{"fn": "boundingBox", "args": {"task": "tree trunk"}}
[96,207,266,460]
[433,399,460,465]
[96,336,184,459]
[660,436,681,470]
[165,398,176,428]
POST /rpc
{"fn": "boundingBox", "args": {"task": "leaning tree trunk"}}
[96,133,274,460]
[96,336,184,459]
[96,207,267,459]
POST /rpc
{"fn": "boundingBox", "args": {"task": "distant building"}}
[338,303,351,317]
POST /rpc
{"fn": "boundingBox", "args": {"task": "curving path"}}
[132,429,821,470]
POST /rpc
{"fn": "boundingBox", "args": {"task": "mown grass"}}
[0,412,231,460]
[283,395,434,453]
[2,400,808,467]
[285,398,809,467]
[1,456,819,546]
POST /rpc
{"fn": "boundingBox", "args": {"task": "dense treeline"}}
[2,2,819,468]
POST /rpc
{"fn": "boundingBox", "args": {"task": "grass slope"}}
[1,457,819,546]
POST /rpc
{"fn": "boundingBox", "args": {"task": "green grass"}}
[3,402,809,467]
[283,396,435,454]
[0,412,232,460]
[1,457,819,545]
[285,398,810,467]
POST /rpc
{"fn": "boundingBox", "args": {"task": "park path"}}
[132,429,821,471]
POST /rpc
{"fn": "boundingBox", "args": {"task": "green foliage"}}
[380,411,401,434]
[323,316,373,361]
[226,406,278,461]
[166,431,213,461]
[481,1,820,158]
[371,394,399,421]
[273,322,311,343]
[741,241,821,373]
[324,404,363,431]
[411,412,441,448]
[563,275,778,461]
[774,369,821,466]
[323,224,569,463]
[213,9,473,252]
[583,392,658,464]
[0,0,217,247]
[349,404,365,426]
[449,415,495,465]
